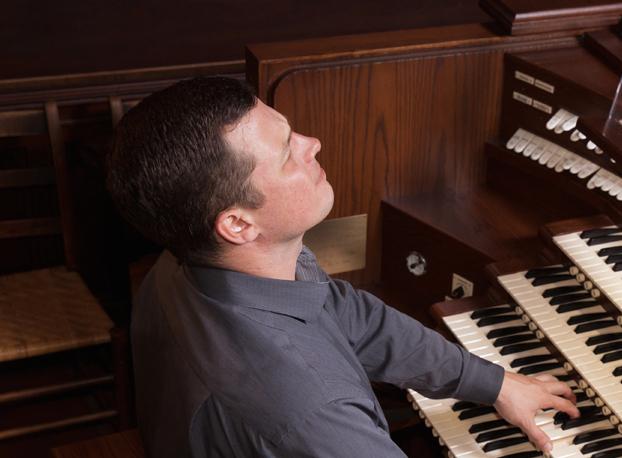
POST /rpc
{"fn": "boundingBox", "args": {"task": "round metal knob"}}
[406,252,427,276]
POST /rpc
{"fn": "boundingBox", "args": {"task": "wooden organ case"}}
[245,0,622,456]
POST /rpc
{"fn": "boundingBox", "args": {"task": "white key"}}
[546,109,573,130]
[570,157,588,175]
[547,148,566,168]
[515,132,535,153]
[507,129,527,150]
[570,129,582,142]
[561,115,578,132]
[577,162,600,180]
[587,169,608,189]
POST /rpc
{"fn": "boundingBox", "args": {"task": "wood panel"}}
[480,0,622,35]
[247,23,583,286]
[0,1,488,81]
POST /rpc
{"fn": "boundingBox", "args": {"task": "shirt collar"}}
[186,265,329,323]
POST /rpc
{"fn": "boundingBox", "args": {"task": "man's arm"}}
[327,279,504,404]
[327,279,579,453]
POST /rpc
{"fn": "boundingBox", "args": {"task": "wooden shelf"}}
[480,0,622,36]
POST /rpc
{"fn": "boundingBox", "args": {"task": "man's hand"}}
[493,371,579,453]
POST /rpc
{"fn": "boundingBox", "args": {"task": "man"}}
[107,77,578,457]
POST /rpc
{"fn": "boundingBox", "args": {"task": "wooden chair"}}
[51,428,144,458]
[0,102,130,440]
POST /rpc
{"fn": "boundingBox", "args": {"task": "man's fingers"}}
[534,374,557,383]
[548,394,580,419]
[522,421,552,453]
[543,380,576,403]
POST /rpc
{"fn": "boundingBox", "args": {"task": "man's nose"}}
[306,136,321,161]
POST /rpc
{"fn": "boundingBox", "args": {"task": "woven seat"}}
[0,102,131,443]
[0,267,113,362]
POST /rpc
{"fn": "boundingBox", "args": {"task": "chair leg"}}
[111,326,134,430]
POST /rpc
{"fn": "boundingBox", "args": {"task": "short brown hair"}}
[106,77,264,264]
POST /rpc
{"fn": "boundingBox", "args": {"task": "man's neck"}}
[216,238,303,281]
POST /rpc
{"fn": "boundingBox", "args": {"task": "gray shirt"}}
[132,248,504,458]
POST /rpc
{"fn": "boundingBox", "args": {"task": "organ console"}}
[409,215,622,456]
[398,4,622,455]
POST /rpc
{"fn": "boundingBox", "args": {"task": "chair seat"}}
[0,267,112,363]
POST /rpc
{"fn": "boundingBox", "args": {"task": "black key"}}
[499,452,542,458]
[557,301,599,313]
[575,320,617,333]
[567,312,610,325]
[574,392,589,403]
[483,436,529,452]
[598,246,622,256]
[468,418,509,433]
[581,438,622,454]
[612,366,622,376]
[475,427,522,443]
[525,266,569,278]
[556,373,575,382]
[602,350,622,363]
[581,228,622,239]
[477,315,519,327]
[587,333,622,346]
[562,413,607,430]
[605,254,622,264]
[549,292,592,305]
[487,325,530,339]
[573,427,618,445]
[500,341,545,356]
[518,361,563,375]
[471,306,515,319]
[554,405,600,425]
[452,400,477,411]
[613,263,622,272]
[592,447,622,458]
[493,334,538,348]
[588,235,622,246]
[458,406,497,420]
[532,274,573,287]
[594,340,622,355]
[542,285,583,298]
[510,354,556,368]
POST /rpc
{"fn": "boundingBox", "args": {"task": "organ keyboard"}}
[408,303,622,457]
[554,228,622,314]
[409,216,622,457]
[498,265,622,433]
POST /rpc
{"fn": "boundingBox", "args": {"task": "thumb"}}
[523,421,552,453]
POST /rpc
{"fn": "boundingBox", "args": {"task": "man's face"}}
[225,100,334,243]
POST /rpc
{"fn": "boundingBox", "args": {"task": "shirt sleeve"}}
[274,397,407,458]
[327,279,504,405]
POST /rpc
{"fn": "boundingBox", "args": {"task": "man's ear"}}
[214,208,259,245]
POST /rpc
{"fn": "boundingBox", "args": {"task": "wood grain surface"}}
[250,24,583,286]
